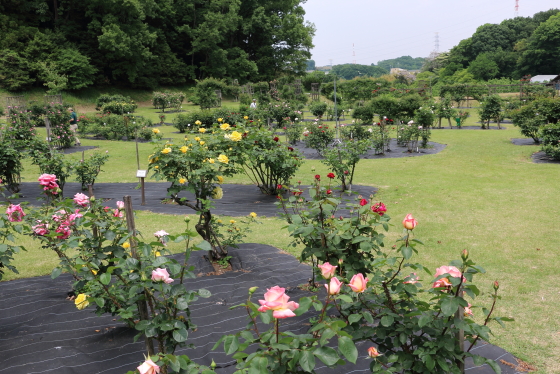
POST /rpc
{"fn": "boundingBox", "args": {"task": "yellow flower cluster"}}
[220,123,230,130]
[122,242,130,249]
[212,186,224,200]
[209,158,215,164]
[218,154,229,164]
[75,293,89,310]
[161,147,171,154]
[199,141,205,145]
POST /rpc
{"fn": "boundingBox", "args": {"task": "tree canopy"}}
[0,0,315,91]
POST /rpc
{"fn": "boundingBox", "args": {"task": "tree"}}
[331,64,387,80]
[376,56,426,71]
[468,54,499,81]
[517,13,560,75]
[306,59,315,70]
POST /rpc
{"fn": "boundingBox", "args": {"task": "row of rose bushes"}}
[1,173,510,374]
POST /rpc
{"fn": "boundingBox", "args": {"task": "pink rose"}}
[257,286,299,319]
[137,358,160,374]
[433,265,465,288]
[368,346,381,358]
[317,262,337,279]
[73,193,89,207]
[402,214,417,230]
[6,204,25,222]
[403,273,419,284]
[113,209,123,218]
[371,202,387,216]
[359,199,368,206]
[116,201,124,210]
[349,273,368,293]
[32,221,49,236]
[464,303,473,317]
[151,268,174,284]
[55,224,71,240]
[68,209,83,222]
[325,277,342,295]
[38,174,57,186]
[154,230,169,246]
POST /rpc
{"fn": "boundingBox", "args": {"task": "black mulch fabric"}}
[511,138,540,146]
[0,244,522,374]
[3,183,377,218]
[531,151,560,164]
[291,139,446,160]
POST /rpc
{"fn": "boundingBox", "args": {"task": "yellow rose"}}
[250,212,257,218]
[180,146,188,153]
[212,186,223,199]
[217,118,223,122]
[209,158,215,164]
[184,137,189,141]
[199,141,205,145]
[194,137,200,141]
[217,175,224,184]
[195,120,202,125]
[91,269,98,275]
[199,128,206,133]
[154,166,159,169]
[179,178,186,184]
[161,147,171,154]
[155,251,161,257]
[230,219,236,224]
[152,128,160,134]
[218,154,229,164]
[244,116,248,120]
[122,242,130,249]
[217,219,223,223]
[220,123,230,130]
[229,131,242,142]
[75,293,89,310]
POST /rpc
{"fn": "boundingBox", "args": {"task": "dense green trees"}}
[0,0,315,90]
[376,56,426,72]
[330,64,387,80]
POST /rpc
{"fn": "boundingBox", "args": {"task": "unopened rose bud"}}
[493,280,499,290]
[367,346,381,358]
[211,359,216,369]
[338,258,343,265]
[184,216,190,223]
[90,196,96,202]
[248,286,258,294]
[461,249,468,259]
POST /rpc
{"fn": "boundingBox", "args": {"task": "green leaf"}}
[100,273,111,285]
[198,288,211,298]
[173,328,188,343]
[294,297,312,316]
[176,297,189,310]
[224,335,239,355]
[135,320,149,331]
[94,297,105,308]
[51,268,62,279]
[425,355,435,370]
[248,357,268,374]
[195,240,212,251]
[401,246,412,259]
[348,313,362,324]
[104,230,116,241]
[314,346,339,366]
[380,315,394,327]
[441,297,460,316]
[338,336,358,364]
[337,294,353,303]
[418,313,431,328]
[300,350,316,372]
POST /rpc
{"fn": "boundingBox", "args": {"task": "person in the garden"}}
[68,107,81,146]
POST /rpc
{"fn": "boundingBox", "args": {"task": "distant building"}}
[544,74,560,91]
[530,75,557,83]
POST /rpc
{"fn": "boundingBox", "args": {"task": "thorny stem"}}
[467,289,499,352]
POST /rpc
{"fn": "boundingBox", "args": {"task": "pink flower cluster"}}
[5,204,25,222]
[258,286,300,319]
[38,174,59,194]
[151,268,173,284]
[318,263,368,295]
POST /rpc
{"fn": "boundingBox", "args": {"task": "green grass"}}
[4,102,560,373]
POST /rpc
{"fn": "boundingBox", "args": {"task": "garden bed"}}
[0,243,523,374]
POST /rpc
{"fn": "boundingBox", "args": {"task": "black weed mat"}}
[3,183,377,218]
[511,138,540,146]
[292,139,446,160]
[531,151,560,164]
[0,244,522,374]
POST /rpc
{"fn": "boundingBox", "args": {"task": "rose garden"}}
[1,78,559,374]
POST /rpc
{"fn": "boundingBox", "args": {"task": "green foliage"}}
[322,139,370,191]
[468,54,499,81]
[331,64,388,80]
[540,123,560,160]
[100,101,138,115]
[340,123,372,142]
[0,49,34,91]
[152,92,185,113]
[46,104,74,148]
[284,121,304,145]
[95,94,135,111]
[309,101,328,118]
[28,140,74,192]
[74,151,110,190]
[478,95,504,129]
[0,140,23,192]
[195,78,226,109]
[85,114,151,141]
[3,107,36,148]
[376,55,426,71]
[303,122,335,154]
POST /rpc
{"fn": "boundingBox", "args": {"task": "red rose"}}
[326,189,332,195]
[371,202,387,216]
[315,175,321,181]
[360,199,368,206]
[273,137,279,142]
[327,173,335,179]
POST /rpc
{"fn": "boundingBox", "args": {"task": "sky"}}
[301,0,560,67]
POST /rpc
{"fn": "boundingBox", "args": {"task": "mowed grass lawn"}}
[5,104,560,373]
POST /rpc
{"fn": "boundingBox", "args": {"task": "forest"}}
[0,0,315,91]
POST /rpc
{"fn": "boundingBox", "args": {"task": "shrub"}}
[152,91,185,112]
[0,140,23,192]
[309,101,328,118]
[511,105,545,143]
[322,139,370,191]
[284,121,304,144]
[28,140,73,193]
[46,104,74,148]
[352,105,376,123]
[74,151,110,190]
[95,94,133,111]
[3,107,36,148]
[85,114,151,140]
[303,121,335,154]
[195,78,226,109]
[340,123,373,141]
[100,101,138,115]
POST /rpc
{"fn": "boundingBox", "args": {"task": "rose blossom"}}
[349,273,368,293]
[318,262,337,279]
[314,174,320,181]
[6,204,25,222]
[137,358,160,374]
[38,174,59,194]
[32,221,49,236]
[113,209,123,218]
[154,230,169,246]
[73,193,89,207]
[403,273,419,284]
[464,303,474,317]
[327,172,335,179]
[402,214,417,230]
[55,224,72,240]
[325,277,342,295]
[371,202,387,216]
[359,198,368,206]
[151,268,174,284]
[257,286,299,319]
[433,265,465,288]
[368,347,381,358]
[116,201,124,210]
